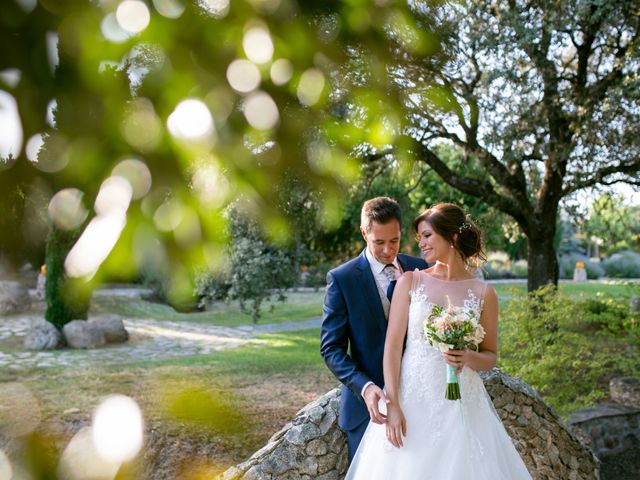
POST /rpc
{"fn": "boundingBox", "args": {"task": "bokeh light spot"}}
[46,99,57,127]
[243,91,279,130]
[116,0,151,34]
[48,188,88,231]
[46,32,59,73]
[297,68,325,106]
[34,133,69,172]
[58,427,121,480]
[15,0,37,13]
[0,450,11,480]
[26,133,44,163]
[154,198,184,232]
[152,0,185,18]
[101,13,130,43]
[121,98,162,151]
[92,395,144,463]
[0,383,42,437]
[65,214,127,278]
[112,159,152,200]
[226,59,261,93]
[167,99,215,141]
[191,162,229,207]
[0,91,23,164]
[270,59,293,86]
[197,0,230,18]
[243,26,274,64]
[0,68,21,88]
[94,176,133,218]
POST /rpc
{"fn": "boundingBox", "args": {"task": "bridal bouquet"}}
[422,303,485,400]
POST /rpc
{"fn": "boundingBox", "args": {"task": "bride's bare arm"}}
[383,272,412,448]
[444,285,498,373]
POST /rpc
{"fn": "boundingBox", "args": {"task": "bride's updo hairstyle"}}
[412,203,487,267]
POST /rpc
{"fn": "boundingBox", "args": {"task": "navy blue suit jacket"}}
[320,251,427,431]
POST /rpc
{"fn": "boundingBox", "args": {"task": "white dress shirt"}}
[360,248,401,398]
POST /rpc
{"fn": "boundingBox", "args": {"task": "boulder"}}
[23,320,63,350]
[610,377,640,407]
[63,320,106,349]
[220,369,600,480]
[88,315,129,344]
[0,281,31,316]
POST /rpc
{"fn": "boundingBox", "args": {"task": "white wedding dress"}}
[345,271,532,479]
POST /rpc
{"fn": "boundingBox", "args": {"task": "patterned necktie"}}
[383,264,398,282]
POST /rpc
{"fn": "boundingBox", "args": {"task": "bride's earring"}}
[450,244,454,249]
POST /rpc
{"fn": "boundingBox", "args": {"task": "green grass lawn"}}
[493,280,639,299]
[9,329,335,478]
[91,290,326,327]
[90,281,638,329]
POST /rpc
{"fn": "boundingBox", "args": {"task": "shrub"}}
[194,268,232,306]
[300,261,332,289]
[481,251,516,280]
[139,263,171,303]
[498,286,640,415]
[602,250,640,278]
[45,225,92,330]
[511,259,528,279]
[558,254,604,280]
[195,209,297,323]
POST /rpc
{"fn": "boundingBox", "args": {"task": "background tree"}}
[582,192,640,257]
[320,143,519,262]
[345,0,640,291]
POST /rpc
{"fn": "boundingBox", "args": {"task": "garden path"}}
[0,315,323,370]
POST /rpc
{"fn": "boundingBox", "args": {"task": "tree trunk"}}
[526,232,559,292]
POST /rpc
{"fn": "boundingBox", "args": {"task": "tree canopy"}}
[355,0,640,290]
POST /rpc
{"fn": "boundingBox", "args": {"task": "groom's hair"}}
[360,197,402,232]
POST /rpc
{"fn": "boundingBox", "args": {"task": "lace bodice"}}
[407,270,487,347]
[399,270,489,412]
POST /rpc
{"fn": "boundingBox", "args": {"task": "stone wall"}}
[220,369,599,480]
[567,377,640,459]
[567,404,640,458]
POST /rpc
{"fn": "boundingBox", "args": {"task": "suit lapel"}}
[397,254,412,273]
[355,252,387,335]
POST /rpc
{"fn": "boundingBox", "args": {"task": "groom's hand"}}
[363,384,388,424]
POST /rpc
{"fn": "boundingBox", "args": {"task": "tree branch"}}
[414,141,529,225]
[562,161,640,195]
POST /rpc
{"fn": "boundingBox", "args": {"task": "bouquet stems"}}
[445,364,461,400]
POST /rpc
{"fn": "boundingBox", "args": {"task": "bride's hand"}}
[385,403,407,448]
[444,349,472,374]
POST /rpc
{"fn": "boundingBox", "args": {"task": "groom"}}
[320,197,427,461]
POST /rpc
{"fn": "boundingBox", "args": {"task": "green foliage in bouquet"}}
[44,225,92,330]
[498,285,640,416]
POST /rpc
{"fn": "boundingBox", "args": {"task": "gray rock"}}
[0,281,30,315]
[610,377,640,407]
[63,320,106,349]
[88,315,129,343]
[23,320,63,350]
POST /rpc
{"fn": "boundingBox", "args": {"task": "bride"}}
[345,203,532,479]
